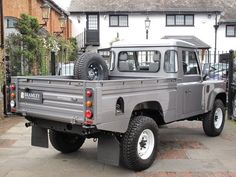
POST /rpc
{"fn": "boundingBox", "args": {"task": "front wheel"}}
[121,116,159,171]
[203,99,225,137]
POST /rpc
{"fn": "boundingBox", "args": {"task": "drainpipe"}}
[28,0,32,15]
[214,13,219,63]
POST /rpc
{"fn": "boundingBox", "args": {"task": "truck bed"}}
[12,76,177,132]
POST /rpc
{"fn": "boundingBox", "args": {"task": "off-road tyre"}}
[203,99,225,137]
[49,130,85,153]
[121,116,159,171]
[74,53,109,80]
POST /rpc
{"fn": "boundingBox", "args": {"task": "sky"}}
[52,0,72,10]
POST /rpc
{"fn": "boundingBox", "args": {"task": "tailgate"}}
[13,77,86,124]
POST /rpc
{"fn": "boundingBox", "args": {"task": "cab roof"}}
[111,39,196,49]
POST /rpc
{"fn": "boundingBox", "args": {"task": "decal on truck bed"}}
[19,90,43,104]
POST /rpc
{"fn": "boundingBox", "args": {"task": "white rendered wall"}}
[70,13,235,53]
[218,24,236,52]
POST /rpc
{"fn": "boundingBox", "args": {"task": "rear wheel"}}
[121,116,159,171]
[49,130,85,153]
[203,99,225,137]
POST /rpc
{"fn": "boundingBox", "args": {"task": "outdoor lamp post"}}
[54,14,67,36]
[40,2,51,26]
[145,16,151,39]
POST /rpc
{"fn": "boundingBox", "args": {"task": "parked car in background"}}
[202,63,228,81]
[57,63,74,76]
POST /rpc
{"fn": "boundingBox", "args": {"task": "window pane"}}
[6,18,17,28]
[176,15,184,25]
[183,51,199,75]
[185,15,193,25]
[226,26,235,36]
[119,16,128,26]
[164,50,178,73]
[119,51,160,72]
[88,15,98,30]
[167,15,175,25]
[110,16,118,26]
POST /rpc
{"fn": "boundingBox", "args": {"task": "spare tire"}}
[74,53,109,80]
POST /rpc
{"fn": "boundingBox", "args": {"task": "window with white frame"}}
[109,15,128,27]
[166,14,194,26]
[6,17,17,28]
[226,25,236,37]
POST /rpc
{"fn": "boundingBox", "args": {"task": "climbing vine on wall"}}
[5,13,76,76]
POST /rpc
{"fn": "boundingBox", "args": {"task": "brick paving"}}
[0,117,235,177]
[0,139,16,148]
[0,117,23,135]
[137,172,236,177]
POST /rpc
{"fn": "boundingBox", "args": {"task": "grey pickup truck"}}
[10,39,226,171]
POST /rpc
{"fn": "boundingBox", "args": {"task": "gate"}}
[228,50,236,120]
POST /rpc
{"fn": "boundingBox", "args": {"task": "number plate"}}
[19,90,43,104]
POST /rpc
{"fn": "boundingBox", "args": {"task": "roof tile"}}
[69,0,236,22]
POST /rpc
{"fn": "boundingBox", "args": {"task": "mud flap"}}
[97,134,120,166]
[31,126,48,148]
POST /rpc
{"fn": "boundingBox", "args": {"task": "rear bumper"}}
[25,116,99,136]
[17,105,84,125]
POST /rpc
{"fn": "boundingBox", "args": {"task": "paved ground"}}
[0,117,236,177]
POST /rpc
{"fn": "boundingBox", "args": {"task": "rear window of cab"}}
[118,51,161,72]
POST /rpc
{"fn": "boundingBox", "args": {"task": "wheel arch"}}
[131,101,165,126]
[208,88,226,111]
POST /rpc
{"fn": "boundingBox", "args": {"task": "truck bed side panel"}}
[95,79,177,133]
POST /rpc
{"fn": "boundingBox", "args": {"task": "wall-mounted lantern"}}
[40,1,51,26]
[54,14,67,36]
[145,16,151,39]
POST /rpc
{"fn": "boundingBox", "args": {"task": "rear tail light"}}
[86,90,92,97]
[10,93,16,99]
[10,100,16,107]
[10,84,16,91]
[10,83,16,113]
[84,88,94,125]
[85,110,93,119]
[84,120,93,125]
[86,101,92,107]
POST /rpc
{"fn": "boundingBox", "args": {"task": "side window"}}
[164,50,178,73]
[182,51,200,75]
[118,52,136,71]
[118,51,161,72]
[98,50,115,71]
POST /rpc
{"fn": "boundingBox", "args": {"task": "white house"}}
[69,0,236,62]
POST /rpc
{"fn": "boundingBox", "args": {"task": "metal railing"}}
[76,28,86,51]
[227,50,235,120]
